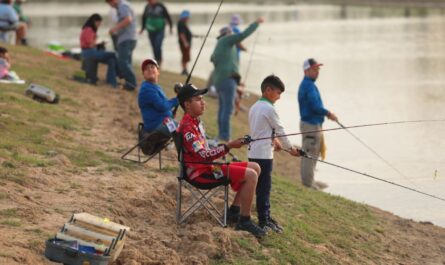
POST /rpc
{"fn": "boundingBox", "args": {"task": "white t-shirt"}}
[248,99,293,159]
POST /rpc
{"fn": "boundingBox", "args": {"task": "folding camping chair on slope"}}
[121,123,172,169]
[171,131,230,227]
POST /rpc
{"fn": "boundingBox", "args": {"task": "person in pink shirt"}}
[80,13,118,88]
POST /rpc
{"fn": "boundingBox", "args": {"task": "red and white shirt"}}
[177,113,228,180]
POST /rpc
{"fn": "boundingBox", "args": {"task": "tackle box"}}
[44,213,130,265]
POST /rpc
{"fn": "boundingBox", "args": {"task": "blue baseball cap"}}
[180,10,190,19]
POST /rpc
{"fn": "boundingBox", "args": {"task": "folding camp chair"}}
[171,131,229,227]
[121,123,172,169]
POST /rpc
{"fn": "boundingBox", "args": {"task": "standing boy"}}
[177,10,192,75]
[248,75,300,232]
[177,84,265,238]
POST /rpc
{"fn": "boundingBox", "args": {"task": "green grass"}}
[1,219,22,227]
[0,44,421,265]
[220,177,381,264]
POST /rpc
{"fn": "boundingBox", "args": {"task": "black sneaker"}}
[236,220,266,238]
[268,217,284,233]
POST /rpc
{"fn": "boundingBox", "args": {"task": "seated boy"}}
[176,83,265,238]
[138,58,179,153]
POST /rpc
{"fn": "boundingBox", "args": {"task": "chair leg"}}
[176,179,182,224]
[158,150,162,170]
[176,181,229,227]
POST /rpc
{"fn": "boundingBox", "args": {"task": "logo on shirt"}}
[185,132,196,142]
[192,141,204,152]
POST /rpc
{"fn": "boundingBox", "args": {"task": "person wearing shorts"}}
[177,10,191,75]
[176,83,265,238]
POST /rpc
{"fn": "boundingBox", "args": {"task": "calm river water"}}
[24,2,445,227]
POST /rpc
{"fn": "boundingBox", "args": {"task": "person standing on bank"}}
[106,0,137,91]
[249,75,300,233]
[177,10,192,76]
[211,17,264,142]
[298,58,338,190]
[140,0,172,68]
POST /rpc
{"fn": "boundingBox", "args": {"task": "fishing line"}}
[250,119,445,142]
[242,30,260,85]
[184,0,224,85]
[335,120,420,189]
[172,0,224,117]
[284,149,445,203]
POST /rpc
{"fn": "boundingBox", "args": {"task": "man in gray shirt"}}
[106,0,137,91]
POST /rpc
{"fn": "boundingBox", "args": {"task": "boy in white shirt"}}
[248,74,300,232]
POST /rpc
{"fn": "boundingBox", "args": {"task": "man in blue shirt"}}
[138,58,178,136]
[298,58,338,190]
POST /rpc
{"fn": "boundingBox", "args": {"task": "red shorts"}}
[180,45,191,63]
[188,162,248,191]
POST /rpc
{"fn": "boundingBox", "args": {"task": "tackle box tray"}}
[44,239,111,265]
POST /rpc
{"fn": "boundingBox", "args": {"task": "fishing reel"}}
[174,82,183,94]
[298,149,307,157]
[241,135,253,144]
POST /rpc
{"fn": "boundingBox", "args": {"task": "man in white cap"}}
[298,58,338,190]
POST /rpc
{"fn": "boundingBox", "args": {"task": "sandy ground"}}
[0,75,444,265]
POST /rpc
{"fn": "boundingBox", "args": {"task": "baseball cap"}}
[230,14,243,26]
[218,26,232,39]
[303,58,323,71]
[177,83,208,107]
[141,58,159,72]
[180,10,190,19]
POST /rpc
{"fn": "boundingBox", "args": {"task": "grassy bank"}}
[0,45,444,264]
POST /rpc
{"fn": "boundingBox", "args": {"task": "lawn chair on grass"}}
[172,131,229,227]
[121,123,172,169]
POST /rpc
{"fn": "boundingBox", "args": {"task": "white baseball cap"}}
[303,58,323,71]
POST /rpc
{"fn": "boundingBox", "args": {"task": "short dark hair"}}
[0,47,8,55]
[260,74,285,93]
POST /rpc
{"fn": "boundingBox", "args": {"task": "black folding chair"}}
[121,123,172,169]
[171,131,229,227]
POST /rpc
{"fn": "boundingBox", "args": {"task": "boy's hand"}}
[227,138,245,149]
[289,146,301,157]
[273,139,282,152]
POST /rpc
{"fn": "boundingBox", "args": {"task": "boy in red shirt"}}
[177,84,265,237]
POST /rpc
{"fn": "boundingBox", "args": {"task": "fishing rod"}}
[185,0,224,85]
[172,0,224,117]
[335,120,420,189]
[242,30,260,85]
[234,30,260,116]
[282,149,445,203]
[250,119,445,142]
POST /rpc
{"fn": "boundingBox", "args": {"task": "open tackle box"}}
[44,213,130,265]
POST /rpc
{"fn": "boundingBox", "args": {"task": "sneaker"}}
[312,180,329,190]
[268,217,284,233]
[236,219,266,238]
[181,69,189,76]
[259,217,283,233]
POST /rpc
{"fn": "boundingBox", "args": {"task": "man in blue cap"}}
[177,10,192,75]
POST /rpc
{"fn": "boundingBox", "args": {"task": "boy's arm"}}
[182,127,227,162]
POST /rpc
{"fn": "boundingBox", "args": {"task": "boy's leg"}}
[222,162,265,237]
[249,159,272,224]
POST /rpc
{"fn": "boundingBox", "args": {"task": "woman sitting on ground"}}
[79,13,118,88]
